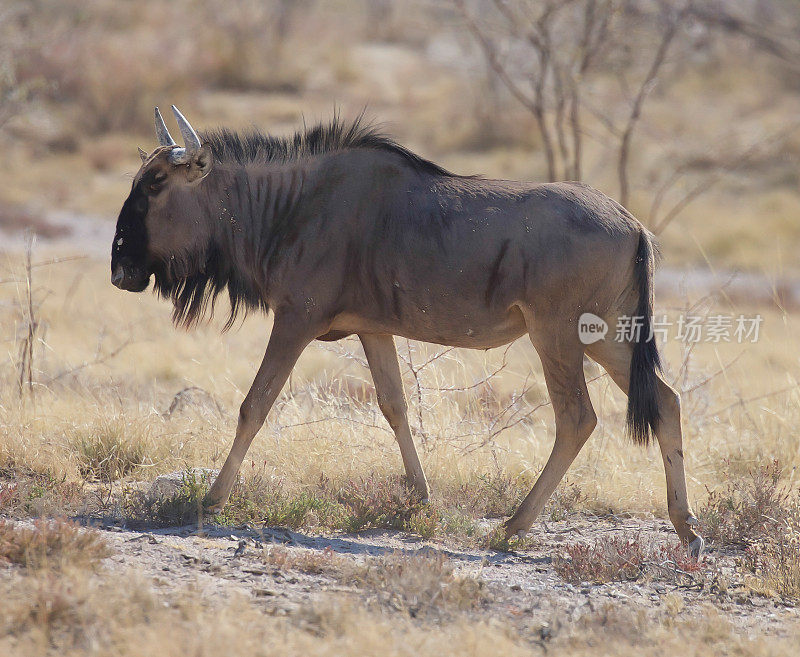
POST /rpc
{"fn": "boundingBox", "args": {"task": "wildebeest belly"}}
[327,304,528,349]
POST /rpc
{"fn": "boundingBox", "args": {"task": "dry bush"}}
[456,470,527,519]
[0,518,111,570]
[698,460,796,547]
[742,516,800,600]
[260,544,352,576]
[0,467,84,519]
[124,469,212,527]
[333,474,424,532]
[553,534,702,584]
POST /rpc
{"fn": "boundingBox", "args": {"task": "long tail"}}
[626,229,662,445]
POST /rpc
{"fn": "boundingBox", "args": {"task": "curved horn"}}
[171,105,201,152]
[154,107,176,147]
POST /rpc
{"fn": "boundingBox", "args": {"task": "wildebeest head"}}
[111,106,213,292]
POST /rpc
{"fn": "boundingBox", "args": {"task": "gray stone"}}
[147,468,219,500]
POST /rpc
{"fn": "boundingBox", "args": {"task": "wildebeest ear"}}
[138,147,148,162]
[186,143,213,183]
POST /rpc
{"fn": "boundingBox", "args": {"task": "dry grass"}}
[261,546,488,618]
[0,518,111,570]
[743,517,800,600]
[73,417,151,481]
[0,564,797,657]
[697,462,800,600]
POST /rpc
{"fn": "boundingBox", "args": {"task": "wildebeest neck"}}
[154,162,307,329]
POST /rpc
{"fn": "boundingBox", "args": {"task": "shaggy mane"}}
[200,114,456,177]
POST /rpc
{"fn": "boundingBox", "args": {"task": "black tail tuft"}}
[626,230,662,445]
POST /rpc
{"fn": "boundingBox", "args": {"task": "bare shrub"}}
[0,518,111,570]
[699,460,794,547]
[553,534,702,584]
[742,516,800,600]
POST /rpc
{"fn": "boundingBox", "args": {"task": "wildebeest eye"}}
[147,173,167,195]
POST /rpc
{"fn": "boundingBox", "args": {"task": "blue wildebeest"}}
[111,107,703,555]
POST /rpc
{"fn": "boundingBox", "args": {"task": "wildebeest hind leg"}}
[504,328,596,539]
[359,333,429,500]
[585,339,703,556]
[204,316,316,513]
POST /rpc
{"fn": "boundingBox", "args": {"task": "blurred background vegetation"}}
[1,0,800,273]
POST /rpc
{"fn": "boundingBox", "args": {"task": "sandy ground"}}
[53,514,793,637]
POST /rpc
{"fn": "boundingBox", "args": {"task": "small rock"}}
[538,624,552,641]
[243,568,267,576]
[510,584,522,591]
[147,468,220,500]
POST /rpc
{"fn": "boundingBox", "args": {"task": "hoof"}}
[688,535,705,559]
[202,497,224,515]
[502,520,527,540]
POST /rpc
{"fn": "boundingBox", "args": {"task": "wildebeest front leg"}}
[359,333,429,500]
[204,316,314,512]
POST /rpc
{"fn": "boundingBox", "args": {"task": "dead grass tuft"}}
[0,518,111,570]
[262,545,488,618]
[357,551,489,617]
[73,418,150,481]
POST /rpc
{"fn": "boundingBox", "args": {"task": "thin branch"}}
[618,8,683,206]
